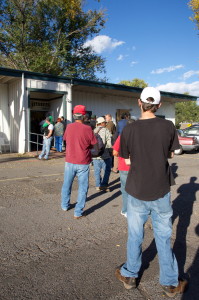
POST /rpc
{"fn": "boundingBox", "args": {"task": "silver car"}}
[182,125,199,143]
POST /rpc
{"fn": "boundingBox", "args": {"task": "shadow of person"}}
[181,224,199,300]
[86,183,121,203]
[172,177,199,278]
[85,191,121,216]
[137,176,199,285]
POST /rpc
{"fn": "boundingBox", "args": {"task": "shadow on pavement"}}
[109,177,120,186]
[181,224,199,300]
[135,176,199,297]
[0,156,36,163]
[85,190,121,216]
[172,176,199,278]
[0,150,65,163]
[86,178,120,203]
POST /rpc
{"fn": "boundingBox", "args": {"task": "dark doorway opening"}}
[30,111,48,151]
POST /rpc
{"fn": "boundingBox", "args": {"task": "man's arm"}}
[168,151,174,159]
[46,129,53,138]
[113,149,118,156]
[169,124,180,157]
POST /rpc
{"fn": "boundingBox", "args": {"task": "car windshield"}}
[183,127,199,135]
[177,129,187,137]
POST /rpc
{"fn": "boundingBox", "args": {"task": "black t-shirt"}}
[120,117,180,201]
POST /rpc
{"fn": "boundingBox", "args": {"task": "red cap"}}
[73,105,86,115]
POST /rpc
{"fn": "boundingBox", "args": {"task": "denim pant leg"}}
[44,137,52,159]
[151,193,179,286]
[101,158,112,187]
[93,159,102,187]
[119,171,129,214]
[55,136,59,151]
[58,136,63,152]
[39,138,47,158]
[61,163,76,210]
[74,164,90,217]
[121,195,149,278]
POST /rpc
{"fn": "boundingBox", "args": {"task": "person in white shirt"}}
[38,116,54,160]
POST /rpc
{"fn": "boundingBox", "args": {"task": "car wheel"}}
[174,146,183,155]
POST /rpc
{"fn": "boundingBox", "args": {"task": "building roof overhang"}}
[0,67,198,103]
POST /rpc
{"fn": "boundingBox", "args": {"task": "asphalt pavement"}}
[0,151,199,300]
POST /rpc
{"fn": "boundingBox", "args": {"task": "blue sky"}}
[84,0,199,98]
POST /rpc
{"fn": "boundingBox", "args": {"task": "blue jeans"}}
[55,136,63,152]
[121,192,179,286]
[61,162,90,217]
[39,137,53,159]
[93,158,112,187]
[119,171,129,214]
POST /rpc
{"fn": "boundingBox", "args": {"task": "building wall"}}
[73,91,139,123]
[0,84,10,141]
[50,97,64,121]
[26,79,68,92]
[0,78,176,153]
[73,91,176,124]
[8,80,23,152]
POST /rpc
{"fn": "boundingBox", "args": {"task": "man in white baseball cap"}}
[92,117,112,192]
[115,87,188,297]
[140,86,161,104]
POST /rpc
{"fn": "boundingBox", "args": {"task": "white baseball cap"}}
[96,117,106,125]
[140,87,161,104]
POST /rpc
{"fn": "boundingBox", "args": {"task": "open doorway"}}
[116,109,131,122]
[30,111,49,151]
[29,90,65,151]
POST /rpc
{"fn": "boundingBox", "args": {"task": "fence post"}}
[37,134,39,156]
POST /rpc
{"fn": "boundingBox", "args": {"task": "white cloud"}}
[183,70,199,80]
[151,65,184,74]
[117,54,124,61]
[156,81,199,97]
[83,35,125,54]
[130,61,138,66]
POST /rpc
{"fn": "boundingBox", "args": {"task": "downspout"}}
[18,72,26,153]
[66,79,73,124]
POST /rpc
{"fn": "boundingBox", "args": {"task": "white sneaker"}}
[121,211,127,218]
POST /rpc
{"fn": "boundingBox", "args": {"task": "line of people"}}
[38,116,66,160]
[60,87,188,298]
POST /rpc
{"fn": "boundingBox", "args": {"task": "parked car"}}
[182,125,199,143]
[174,129,199,155]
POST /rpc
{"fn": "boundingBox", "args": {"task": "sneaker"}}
[96,187,101,191]
[62,207,70,211]
[115,267,136,289]
[121,211,127,218]
[161,279,188,298]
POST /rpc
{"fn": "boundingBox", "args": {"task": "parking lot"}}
[0,151,199,300]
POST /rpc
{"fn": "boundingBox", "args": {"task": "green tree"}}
[175,101,199,127]
[118,78,148,88]
[189,0,199,30]
[0,0,106,80]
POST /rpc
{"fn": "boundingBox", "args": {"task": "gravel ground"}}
[0,151,199,300]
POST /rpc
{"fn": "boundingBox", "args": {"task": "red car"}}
[174,129,199,155]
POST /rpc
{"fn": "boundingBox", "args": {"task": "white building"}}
[0,67,197,153]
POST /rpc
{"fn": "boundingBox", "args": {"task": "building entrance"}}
[30,110,49,151]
